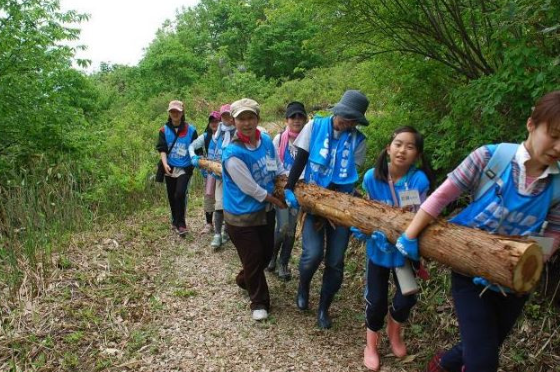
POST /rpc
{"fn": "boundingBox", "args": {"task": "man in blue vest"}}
[284,90,369,328]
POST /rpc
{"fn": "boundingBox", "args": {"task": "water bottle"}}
[395,259,419,295]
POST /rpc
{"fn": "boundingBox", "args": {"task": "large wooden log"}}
[199,159,543,293]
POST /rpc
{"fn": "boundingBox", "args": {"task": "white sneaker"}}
[210,234,222,249]
[201,223,213,234]
[252,309,268,321]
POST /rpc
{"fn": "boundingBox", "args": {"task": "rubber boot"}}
[296,279,310,310]
[316,293,334,329]
[363,329,381,371]
[424,352,447,372]
[386,314,407,357]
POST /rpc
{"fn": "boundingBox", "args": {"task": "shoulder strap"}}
[474,143,518,201]
[167,125,181,154]
[551,170,560,207]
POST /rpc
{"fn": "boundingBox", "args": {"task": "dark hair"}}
[203,118,217,153]
[374,126,435,191]
[531,91,560,132]
[167,113,186,127]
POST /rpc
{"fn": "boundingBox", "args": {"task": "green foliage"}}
[0,0,96,170]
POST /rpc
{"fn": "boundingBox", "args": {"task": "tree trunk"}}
[199,160,543,293]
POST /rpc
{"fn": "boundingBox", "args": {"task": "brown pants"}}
[227,210,275,311]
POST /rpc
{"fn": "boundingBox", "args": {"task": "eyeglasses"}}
[288,113,307,119]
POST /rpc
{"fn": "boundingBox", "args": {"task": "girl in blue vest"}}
[395,91,560,372]
[351,126,434,371]
[222,98,287,321]
[267,101,308,281]
[284,90,370,329]
[189,111,221,234]
[156,100,199,236]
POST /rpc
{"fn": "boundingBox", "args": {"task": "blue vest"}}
[304,116,365,193]
[362,167,430,267]
[212,127,236,161]
[207,133,218,160]
[165,124,196,168]
[278,134,296,172]
[222,134,277,215]
[450,145,552,235]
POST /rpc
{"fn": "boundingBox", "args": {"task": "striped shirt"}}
[421,144,560,260]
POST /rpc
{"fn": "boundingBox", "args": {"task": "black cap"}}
[285,101,307,118]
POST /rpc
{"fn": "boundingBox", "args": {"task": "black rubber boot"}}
[296,279,310,310]
[317,293,334,329]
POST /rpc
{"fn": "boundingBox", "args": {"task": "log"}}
[199,159,543,293]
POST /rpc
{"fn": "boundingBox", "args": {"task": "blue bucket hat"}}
[332,90,370,126]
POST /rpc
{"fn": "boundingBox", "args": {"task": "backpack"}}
[474,143,560,207]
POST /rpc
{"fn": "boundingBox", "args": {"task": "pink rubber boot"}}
[363,329,381,371]
[386,314,407,357]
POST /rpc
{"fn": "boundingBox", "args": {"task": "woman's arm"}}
[188,134,205,157]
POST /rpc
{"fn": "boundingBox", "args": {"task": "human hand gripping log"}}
[197,159,543,293]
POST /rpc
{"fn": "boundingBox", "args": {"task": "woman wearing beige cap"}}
[221,98,287,321]
[156,100,200,235]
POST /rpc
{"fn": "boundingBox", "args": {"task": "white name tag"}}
[530,236,554,256]
[266,157,277,172]
[398,189,421,207]
[176,147,187,157]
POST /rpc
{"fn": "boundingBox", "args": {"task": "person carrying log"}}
[393,91,560,372]
[351,126,434,371]
[189,110,221,235]
[222,98,287,321]
[283,90,370,329]
[193,104,235,249]
[267,101,308,281]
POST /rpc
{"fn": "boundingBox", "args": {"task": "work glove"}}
[350,226,368,241]
[284,189,299,209]
[191,155,200,168]
[395,233,420,261]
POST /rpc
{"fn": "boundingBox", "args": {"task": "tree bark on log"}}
[199,159,543,293]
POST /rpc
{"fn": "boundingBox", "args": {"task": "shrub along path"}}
[1,198,558,371]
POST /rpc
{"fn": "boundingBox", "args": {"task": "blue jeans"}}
[299,213,350,298]
[274,206,298,266]
[440,272,529,372]
[364,259,417,331]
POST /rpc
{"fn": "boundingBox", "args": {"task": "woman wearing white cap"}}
[156,100,199,235]
[222,98,287,321]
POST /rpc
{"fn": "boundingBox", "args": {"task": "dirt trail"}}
[0,202,417,371]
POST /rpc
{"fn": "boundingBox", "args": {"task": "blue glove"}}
[350,226,368,241]
[191,155,200,168]
[395,233,419,261]
[473,277,513,294]
[371,231,392,253]
[284,189,299,209]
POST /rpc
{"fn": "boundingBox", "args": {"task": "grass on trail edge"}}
[0,193,559,371]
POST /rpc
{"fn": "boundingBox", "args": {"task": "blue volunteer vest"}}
[222,134,277,215]
[165,124,196,168]
[362,167,430,267]
[278,133,296,172]
[304,116,365,193]
[450,145,552,236]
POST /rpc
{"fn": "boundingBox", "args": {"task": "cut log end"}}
[512,243,543,293]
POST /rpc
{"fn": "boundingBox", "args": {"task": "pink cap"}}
[219,104,231,115]
[209,111,221,120]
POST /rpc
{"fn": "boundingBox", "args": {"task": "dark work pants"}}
[364,259,417,331]
[440,272,529,372]
[165,173,191,228]
[227,210,275,311]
